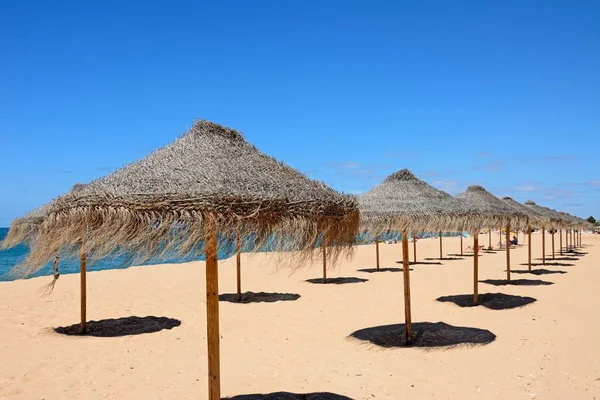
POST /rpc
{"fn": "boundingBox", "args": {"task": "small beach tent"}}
[501,197,547,271]
[358,169,474,345]
[18,120,360,400]
[523,201,564,265]
[456,186,526,305]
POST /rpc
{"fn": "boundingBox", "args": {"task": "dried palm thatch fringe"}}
[455,186,527,233]
[358,169,479,234]
[16,120,359,278]
[1,183,86,250]
[501,197,548,229]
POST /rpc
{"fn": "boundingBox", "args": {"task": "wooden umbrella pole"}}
[473,234,479,306]
[375,235,380,270]
[205,220,221,400]
[528,226,532,272]
[505,225,511,281]
[80,239,87,334]
[570,229,573,251]
[559,229,563,255]
[413,233,417,264]
[322,244,327,280]
[488,229,491,249]
[235,229,242,302]
[401,228,413,345]
[460,233,463,256]
[551,227,555,259]
[439,231,443,259]
[542,227,546,265]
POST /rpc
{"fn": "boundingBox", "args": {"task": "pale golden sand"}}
[1,233,598,399]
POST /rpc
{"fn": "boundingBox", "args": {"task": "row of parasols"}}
[1,120,592,400]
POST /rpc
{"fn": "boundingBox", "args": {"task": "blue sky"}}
[1,0,599,226]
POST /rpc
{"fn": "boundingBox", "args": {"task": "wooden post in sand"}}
[80,239,87,334]
[542,226,546,265]
[473,234,479,306]
[551,227,555,260]
[205,221,220,400]
[235,229,242,302]
[439,231,443,259]
[505,225,511,281]
[412,233,417,264]
[527,226,532,271]
[460,233,463,256]
[488,229,491,249]
[375,235,380,270]
[401,228,412,345]
[559,229,563,255]
[322,244,327,280]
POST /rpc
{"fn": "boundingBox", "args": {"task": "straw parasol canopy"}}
[358,169,476,234]
[1,183,86,250]
[456,186,527,231]
[501,197,547,228]
[21,120,359,273]
[523,201,564,228]
[19,119,359,400]
[358,169,475,345]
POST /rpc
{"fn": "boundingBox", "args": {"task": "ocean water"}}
[0,228,461,282]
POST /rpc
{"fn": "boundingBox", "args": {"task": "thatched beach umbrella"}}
[20,120,360,400]
[456,186,526,305]
[501,197,547,271]
[359,169,474,345]
[523,201,564,264]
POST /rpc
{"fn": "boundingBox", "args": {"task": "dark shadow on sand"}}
[425,257,464,261]
[519,262,574,267]
[448,253,481,258]
[511,269,567,275]
[480,279,554,286]
[219,292,300,304]
[436,293,536,310]
[306,277,368,284]
[223,393,352,400]
[482,250,498,254]
[349,322,496,348]
[536,257,579,261]
[54,316,181,337]
[357,267,411,273]
[396,260,443,266]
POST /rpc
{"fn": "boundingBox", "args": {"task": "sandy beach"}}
[0,233,598,399]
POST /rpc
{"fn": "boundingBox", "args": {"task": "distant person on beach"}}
[510,236,518,245]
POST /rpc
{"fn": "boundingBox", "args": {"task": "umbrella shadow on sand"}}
[349,322,496,349]
[447,253,482,258]
[436,293,537,310]
[480,279,554,286]
[424,257,464,261]
[305,277,368,284]
[396,260,443,266]
[519,262,574,267]
[219,292,300,304]
[510,269,567,276]
[357,267,412,273]
[54,316,181,337]
[223,393,352,400]
[536,257,579,261]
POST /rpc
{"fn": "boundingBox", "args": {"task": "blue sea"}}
[0,228,461,282]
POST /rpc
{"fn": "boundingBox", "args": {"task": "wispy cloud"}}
[473,160,504,172]
[476,152,492,158]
